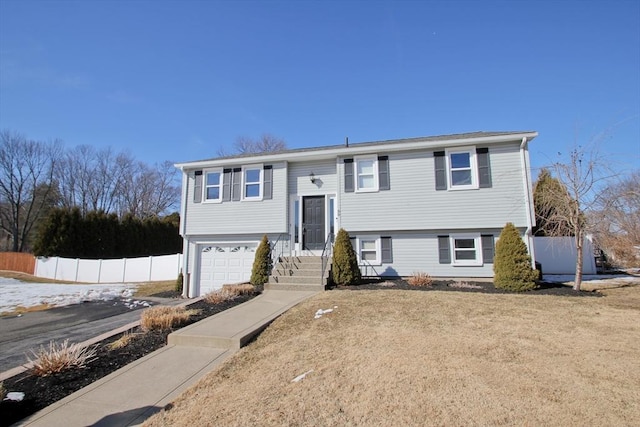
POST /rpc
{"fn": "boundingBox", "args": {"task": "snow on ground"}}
[544,273,640,290]
[0,278,139,313]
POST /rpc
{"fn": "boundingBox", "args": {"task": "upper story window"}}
[204,169,222,202]
[344,156,390,193]
[435,147,492,191]
[243,165,263,200]
[356,156,378,192]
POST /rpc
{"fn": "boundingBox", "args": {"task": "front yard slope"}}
[145,287,640,427]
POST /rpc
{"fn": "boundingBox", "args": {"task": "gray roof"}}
[177,130,537,167]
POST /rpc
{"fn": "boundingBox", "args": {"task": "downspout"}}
[520,137,536,268]
[179,167,190,297]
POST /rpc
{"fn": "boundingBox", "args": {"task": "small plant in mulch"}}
[140,306,201,331]
[448,281,483,289]
[407,271,433,287]
[106,331,140,351]
[26,340,98,377]
[205,284,256,304]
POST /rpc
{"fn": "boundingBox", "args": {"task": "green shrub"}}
[331,228,361,286]
[250,235,272,286]
[175,272,183,293]
[493,223,538,291]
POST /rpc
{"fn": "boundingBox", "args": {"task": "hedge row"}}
[33,208,182,259]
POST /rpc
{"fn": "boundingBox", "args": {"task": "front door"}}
[302,196,325,250]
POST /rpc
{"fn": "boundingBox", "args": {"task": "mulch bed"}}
[334,278,602,297]
[0,293,256,427]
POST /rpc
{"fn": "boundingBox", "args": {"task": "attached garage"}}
[198,243,257,295]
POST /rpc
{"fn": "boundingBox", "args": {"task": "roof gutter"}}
[175,132,539,170]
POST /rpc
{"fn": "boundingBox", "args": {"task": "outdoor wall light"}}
[309,172,316,183]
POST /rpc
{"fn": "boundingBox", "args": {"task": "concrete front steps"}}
[265,256,329,292]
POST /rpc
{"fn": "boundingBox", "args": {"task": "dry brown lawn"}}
[145,287,640,427]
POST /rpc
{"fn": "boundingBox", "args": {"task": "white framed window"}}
[447,148,477,190]
[355,156,379,192]
[242,164,263,200]
[358,236,381,265]
[450,234,483,266]
[204,169,223,202]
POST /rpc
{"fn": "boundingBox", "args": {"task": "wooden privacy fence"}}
[0,252,36,274]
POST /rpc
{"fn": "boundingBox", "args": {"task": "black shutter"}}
[438,235,451,264]
[222,168,232,201]
[481,234,495,263]
[263,165,273,200]
[378,156,390,191]
[193,170,203,203]
[344,159,354,192]
[477,148,492,188]
[232,168,241,201]
[381,236,393,263]
[434,151,447,191]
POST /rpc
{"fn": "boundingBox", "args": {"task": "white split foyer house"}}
[176,131,538,297]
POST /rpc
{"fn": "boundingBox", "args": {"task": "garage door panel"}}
[199,243,257,295]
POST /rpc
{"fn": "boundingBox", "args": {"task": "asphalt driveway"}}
[0,297,178,373]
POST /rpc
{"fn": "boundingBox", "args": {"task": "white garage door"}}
[199,243,257,295]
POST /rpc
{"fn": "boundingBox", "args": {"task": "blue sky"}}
[1,0,638,173]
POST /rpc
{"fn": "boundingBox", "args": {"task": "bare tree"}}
[217,133,287,157]
[540,144,615,290]
[0,130,62,252]
[592,171,640,267]
[117,160,180,218]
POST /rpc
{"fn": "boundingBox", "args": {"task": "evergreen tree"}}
[250,235,271,286]
[494,223,538,291]
[331,228,361,286]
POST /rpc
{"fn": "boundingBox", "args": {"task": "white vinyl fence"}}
[35,253,183,283]
[533,236,597,275]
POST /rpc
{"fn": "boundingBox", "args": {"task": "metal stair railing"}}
[270,233,291,277]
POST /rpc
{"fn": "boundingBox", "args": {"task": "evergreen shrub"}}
[331,228,361,286]
[493,223,538,291]
[250,235,272,286]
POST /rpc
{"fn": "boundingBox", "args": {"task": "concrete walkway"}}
[16,289,318,427]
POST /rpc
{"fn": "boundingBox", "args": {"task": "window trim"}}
[450,233,483,266]
[242,164,263,201]
[446,147,478,190]
[355,155,379,193]
[203,168,223,203]
[357,236,381,265]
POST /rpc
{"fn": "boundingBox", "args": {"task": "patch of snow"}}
[4,392,25,402]
[544,274,640,285]
[314,308,334,319]
[292,369,314,383]
[0,277,138,313]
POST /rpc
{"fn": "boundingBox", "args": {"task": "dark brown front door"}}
[302,196,325,250]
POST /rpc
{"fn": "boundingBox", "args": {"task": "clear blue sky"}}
[1,0,638,173]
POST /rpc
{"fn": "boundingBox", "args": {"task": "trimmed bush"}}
[331,228,361,286]
[27,340,98,377]
[493,223,538,291]
[250,235,272,286]
[140,306,200,331]
[407,271,433,287]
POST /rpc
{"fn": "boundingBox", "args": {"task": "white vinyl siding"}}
[185,163,287,235]
[339,144,528,232]
[288,160,337,196]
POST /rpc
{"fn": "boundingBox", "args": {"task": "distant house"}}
[175,131,538,297]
